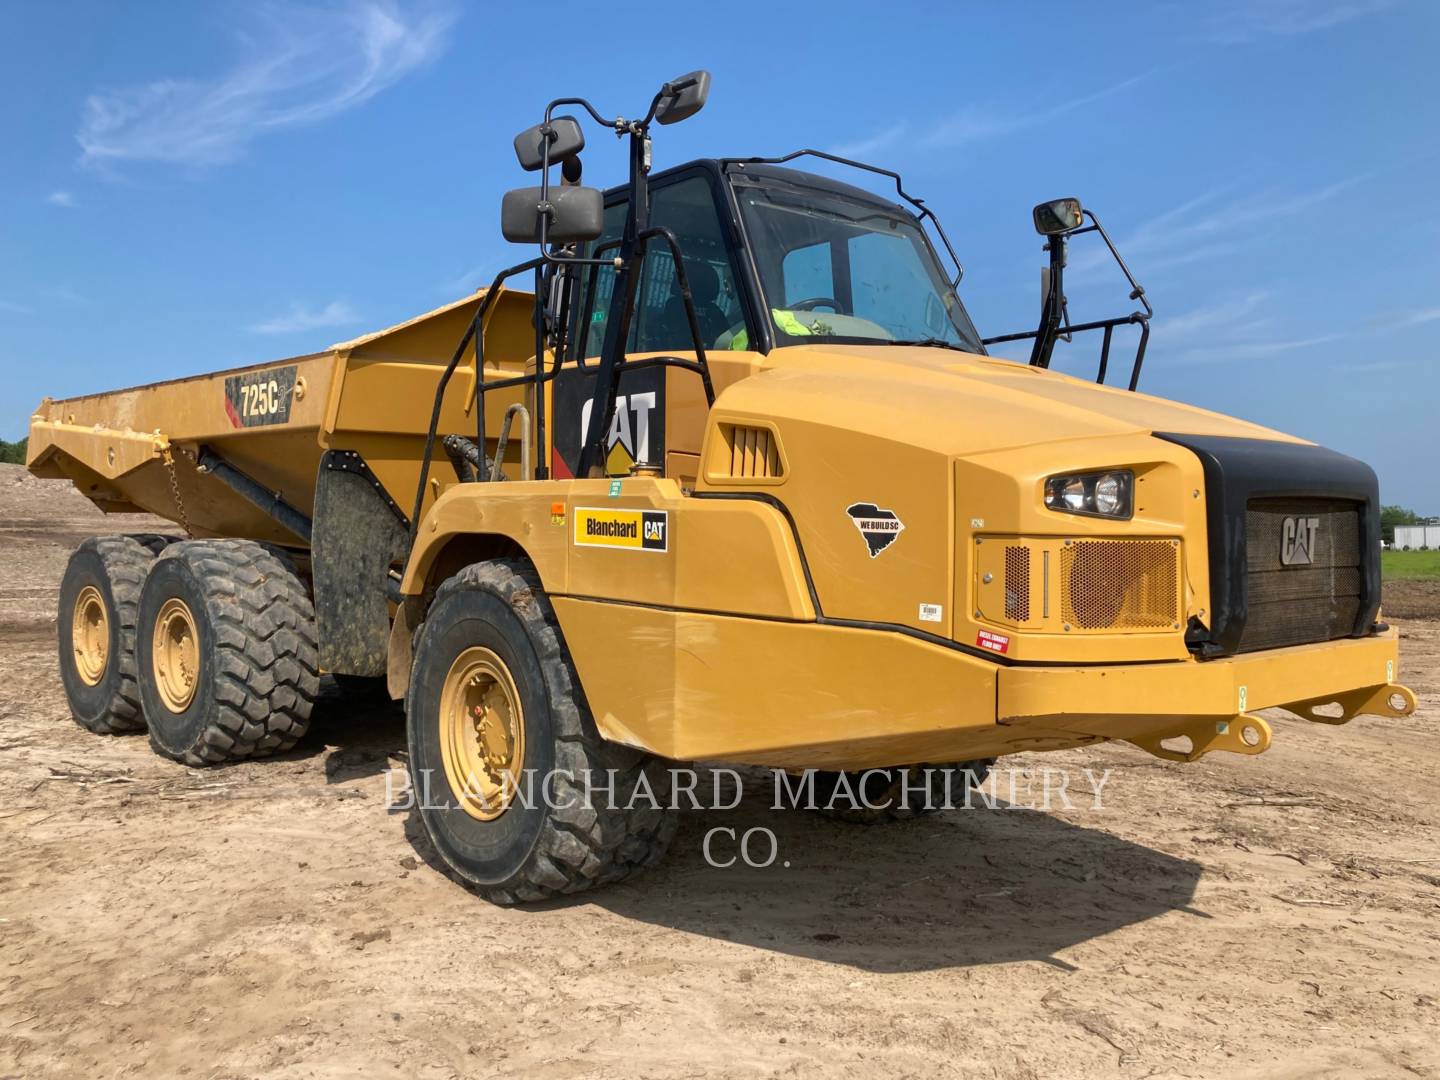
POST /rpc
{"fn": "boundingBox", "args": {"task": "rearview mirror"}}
[501,185,604,244]
[513,115,585,172]
[1033,197,1084,236]
[654,70,711,126]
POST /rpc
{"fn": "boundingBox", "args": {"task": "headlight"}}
[1044,470,1133,519]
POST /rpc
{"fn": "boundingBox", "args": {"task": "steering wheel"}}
[788,296,843,313]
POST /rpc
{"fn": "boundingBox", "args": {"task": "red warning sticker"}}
[976,629,1011,655]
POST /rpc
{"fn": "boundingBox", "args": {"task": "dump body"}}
[27,289,540,544]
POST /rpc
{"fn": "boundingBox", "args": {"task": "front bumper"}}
[998,627,1414,762]
[555,597,1415,771]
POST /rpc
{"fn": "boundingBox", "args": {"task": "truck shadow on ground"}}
[394,765,1206,974]
[303,682,407,784]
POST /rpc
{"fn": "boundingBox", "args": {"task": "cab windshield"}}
[734,179,985,353]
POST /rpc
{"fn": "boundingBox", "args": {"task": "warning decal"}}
[573,507,668,552]
[976,629,1011,655]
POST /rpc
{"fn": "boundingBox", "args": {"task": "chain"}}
[160,444,193,539]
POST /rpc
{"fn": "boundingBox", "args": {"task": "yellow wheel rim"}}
[439,646,525,821]
[152,597,200,713]
[72,585,110,686]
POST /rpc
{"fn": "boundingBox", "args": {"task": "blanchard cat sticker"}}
[846,502,905,558]
[574,507,668,552]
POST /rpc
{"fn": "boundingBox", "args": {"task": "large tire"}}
[406,559,677,904]
[136,540,319,766]
[56,535,172,734]
[810,760,995,824]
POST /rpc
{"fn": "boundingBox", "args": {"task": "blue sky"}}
[2,0,1436,509]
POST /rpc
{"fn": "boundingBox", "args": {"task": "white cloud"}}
[1156,290,1272,339]
[46,190,77,208]
[829,72,1151,160]
[1170,333,1343,367]
[924,73,1152,149]
[437,258,503,297]
[250,300,359,334]
[1069,172,1377,275]
[830,124,909,161]
[78,1,455,172]
[1196,0,1397,42]
[1372,306,1440,331]
[0,300,33,315]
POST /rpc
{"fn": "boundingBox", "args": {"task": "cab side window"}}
[569,175,746,358]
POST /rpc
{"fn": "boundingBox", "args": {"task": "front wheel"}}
[406,559,676,904]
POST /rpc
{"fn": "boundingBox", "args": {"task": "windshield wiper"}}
[889,337,969,352]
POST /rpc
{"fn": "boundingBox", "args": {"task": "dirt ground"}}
[2,461,1437,1080]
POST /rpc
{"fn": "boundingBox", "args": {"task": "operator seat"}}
[660,261,730,349]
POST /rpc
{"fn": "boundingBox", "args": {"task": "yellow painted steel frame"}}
[400,479,1412,772]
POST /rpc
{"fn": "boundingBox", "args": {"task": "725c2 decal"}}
[224,365,297,428]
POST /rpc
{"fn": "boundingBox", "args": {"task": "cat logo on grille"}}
[1280,516,1320,566]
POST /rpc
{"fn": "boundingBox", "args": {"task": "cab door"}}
[551,168,753,481]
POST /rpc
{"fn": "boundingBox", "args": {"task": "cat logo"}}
[1280,515,1320,566]
[580,391,657,476]
[550,366,666,479]
[573,507,669,552]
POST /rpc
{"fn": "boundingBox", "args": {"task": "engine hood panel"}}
[730,345,1304,456]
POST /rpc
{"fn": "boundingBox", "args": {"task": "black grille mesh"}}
[1004,545,1031,623]
[1239,498,1362,652]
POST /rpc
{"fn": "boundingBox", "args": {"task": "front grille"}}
[1004,545,1031,622]
[1238,498,1362,652]
[1061,540,1179,630]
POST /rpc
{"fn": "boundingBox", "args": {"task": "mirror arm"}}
[1085,210,1153,318]
[1128,320,1151,392]
[576,128,651,479]
[1029,235,1068,369]
[544,96,611,129]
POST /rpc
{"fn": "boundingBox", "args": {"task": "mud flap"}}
[312,450,409,677]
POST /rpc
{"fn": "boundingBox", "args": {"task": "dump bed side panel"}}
[26,288,541,545]
[28,353,338,543]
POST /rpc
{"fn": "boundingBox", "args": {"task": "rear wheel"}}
[56,535,173,734]
[137,540,319,766]
[810,760,995,824]
[407,559,676,904]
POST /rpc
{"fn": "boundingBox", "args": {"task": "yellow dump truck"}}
[29,73,1415,902]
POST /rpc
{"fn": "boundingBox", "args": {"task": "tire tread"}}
[414,559,676,904]
[146,540,319,766]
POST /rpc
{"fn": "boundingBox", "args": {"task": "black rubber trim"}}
[1153,433,1382,656]
[552,590,1183,670]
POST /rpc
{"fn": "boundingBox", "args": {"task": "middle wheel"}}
[136,540,320,766]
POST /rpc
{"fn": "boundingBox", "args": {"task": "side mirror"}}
[1033,197,1084,235]
[501,185,604,244]
[654,70,711,126]
[513,115,585,172]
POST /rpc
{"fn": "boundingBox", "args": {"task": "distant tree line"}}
[0,437,27,465]
[1382,505,1424,545]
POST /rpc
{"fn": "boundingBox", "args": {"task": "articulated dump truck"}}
[29,73,1416,902]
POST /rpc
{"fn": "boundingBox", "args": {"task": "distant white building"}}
[1394,524,1440,549]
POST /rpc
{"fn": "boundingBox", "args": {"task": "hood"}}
[724,344,1302,457]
